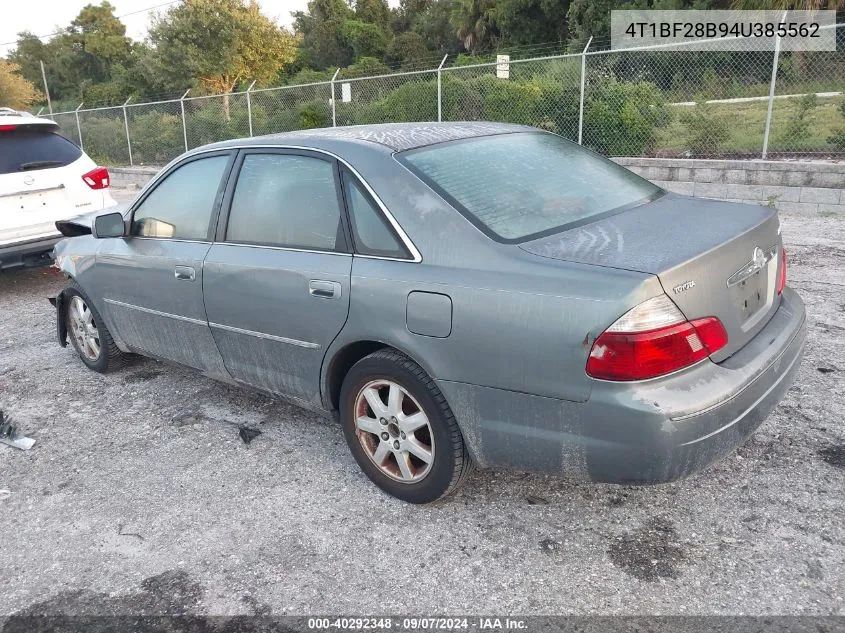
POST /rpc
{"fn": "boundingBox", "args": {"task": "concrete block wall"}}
[109,166,160,190]
[612,157,845,216]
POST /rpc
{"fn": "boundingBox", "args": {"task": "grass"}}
[655,93,845,156]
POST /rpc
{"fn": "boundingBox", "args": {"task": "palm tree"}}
[452,0,498,52]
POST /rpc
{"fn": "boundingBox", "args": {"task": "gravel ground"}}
[0,207,843,618]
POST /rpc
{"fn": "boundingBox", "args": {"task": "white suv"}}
[0,108,116,271]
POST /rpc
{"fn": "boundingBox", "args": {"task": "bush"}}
[79,115,129,165]
[583,78,670,156]
[678,102,731,155]
[827,101,845,151]
[130,111,184,164]
[341,79,438,124]
[777,93,817,146]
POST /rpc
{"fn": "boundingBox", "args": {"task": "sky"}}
[0,0,314,56]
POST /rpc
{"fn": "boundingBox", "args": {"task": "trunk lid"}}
[519,193,783,360]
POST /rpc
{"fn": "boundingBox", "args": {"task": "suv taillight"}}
[586,295,728,381]
[776,247,787,295]
[82,166,110,190]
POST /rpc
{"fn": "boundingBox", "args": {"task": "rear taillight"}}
[586,295,728,381]
[776,247,787,295]
[0,125,17,132]
[82,166,110,190]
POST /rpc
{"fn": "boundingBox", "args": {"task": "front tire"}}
[64,283,124,374]
[339,349,472,503]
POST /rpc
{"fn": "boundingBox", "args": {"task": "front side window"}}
[131,155,229,240]
[226,154,344,252]
[342,169,409,259]
[400,132,662,243]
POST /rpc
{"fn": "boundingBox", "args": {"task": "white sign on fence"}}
[496,55,510,79]
[341,83,352,103]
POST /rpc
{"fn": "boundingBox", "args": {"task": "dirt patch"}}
[123,369,164,383]
[4,570,201,621]
[818,444,845,469]
[608,517,688,581]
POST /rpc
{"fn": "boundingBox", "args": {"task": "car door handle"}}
[309,280,340,299]
[174,266,196,281]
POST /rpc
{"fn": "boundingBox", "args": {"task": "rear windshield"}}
[0,127,83,175]
[399,132,662,242]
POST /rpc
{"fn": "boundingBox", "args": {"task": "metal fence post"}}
[180,89,191,152]
[578,36,593,145]
[75,103,84,150]
[437,54,448,122]
[331,68,340,127]
[762,12,787,160]
[122,97,133,166]
[246,80,257,137]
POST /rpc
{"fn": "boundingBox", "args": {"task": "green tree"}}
[7,33,54,93]
[385,31,430,67]
[566,0,726,51]
[494,0,569,47]
[412,0,463,55]
[9,3,134,106]
[452,0,499,52]
[294,0,356,69]
[0,60,42,109]
[149,0,299,117]
[354,0,392,30]
[342,20,392,59]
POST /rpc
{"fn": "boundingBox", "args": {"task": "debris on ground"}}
[817,367,837,374]
[0,410,35,451]
[238,426,262,445]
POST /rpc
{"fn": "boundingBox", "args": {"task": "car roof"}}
[0,108,59,129]
[207,121,536,154]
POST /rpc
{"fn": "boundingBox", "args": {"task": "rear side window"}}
[0,127,83,175]
[226,153,345,252]
[342,169,409,259]
[400,132,662,243]
[131,155,229,240]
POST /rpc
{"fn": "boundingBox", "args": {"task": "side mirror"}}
[92,212,126,239]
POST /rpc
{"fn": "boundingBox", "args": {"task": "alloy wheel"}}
[68,295,101,361]
[353,379,435,483]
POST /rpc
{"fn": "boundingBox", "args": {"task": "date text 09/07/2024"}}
[307,617,528,630]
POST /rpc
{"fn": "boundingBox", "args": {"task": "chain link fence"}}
[127,100,185,164]
[41,23,844,166]
[441,55,583,141]
[334,69,440,125]
[250,82,334,135]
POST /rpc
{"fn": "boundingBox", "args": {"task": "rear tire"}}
[64,282,124,374]
[339,349,472,503]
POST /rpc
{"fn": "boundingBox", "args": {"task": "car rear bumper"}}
[0,234,62,271]
[436,286,806,482]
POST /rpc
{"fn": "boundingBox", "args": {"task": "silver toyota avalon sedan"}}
[51,122,806,503]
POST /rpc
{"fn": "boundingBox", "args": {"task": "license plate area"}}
[15,192,57,212]
[729,259,777,331]
[736,271,767,320]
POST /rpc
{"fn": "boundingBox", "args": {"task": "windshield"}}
[400,132,662,242]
